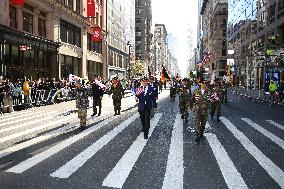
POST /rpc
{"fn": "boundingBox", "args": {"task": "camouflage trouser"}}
[179,101,188,119]
[222,90,228,103]
[113,98,121,111]
[210,102,221,118]
[194,111,207,136]
[78,108,87,127]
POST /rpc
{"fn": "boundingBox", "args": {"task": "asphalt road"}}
[0,89,283,189]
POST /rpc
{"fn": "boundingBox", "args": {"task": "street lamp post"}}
[127,41,132,79]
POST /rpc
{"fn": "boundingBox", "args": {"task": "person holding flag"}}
[135,77,155,139]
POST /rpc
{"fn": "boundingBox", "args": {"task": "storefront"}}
[87,60,103,80]
[0,24,60,81]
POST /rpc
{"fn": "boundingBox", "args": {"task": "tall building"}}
[200,0,228,79]
[106,0,135,79]
[228,0,284,88]
[0,0,105,80]
[135,0,152,76]
[154,24,168,75]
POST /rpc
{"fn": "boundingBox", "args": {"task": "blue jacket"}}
[136,85,155,111]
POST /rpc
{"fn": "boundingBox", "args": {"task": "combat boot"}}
[217,117,220,122]
[114,110,117,116]
[117,110,121,115]
[194,135,200,142]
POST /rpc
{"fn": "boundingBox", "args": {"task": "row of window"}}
[60,20,81,47]
[59,0,81,14]
[9,6,46,38]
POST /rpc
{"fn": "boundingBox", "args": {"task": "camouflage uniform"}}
[190,88,210,141]
[178,83,191,121]
[221,82,228,103]
[109,81,124,115]
[76,85,89,128]
[210,85,222,121]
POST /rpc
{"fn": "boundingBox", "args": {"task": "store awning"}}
[0,24,60,51]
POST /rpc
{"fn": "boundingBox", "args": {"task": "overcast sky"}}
[152,0,198,76]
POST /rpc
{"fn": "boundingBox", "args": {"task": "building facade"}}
[135,0,152,76]
[154,24,168,75]
[106,0,135,79]
[0,0,105,81]
[200,0,228,79]
[228,0,284,89]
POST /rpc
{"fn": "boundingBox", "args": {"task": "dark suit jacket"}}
[136,85,154,111]
[92,82,104,99]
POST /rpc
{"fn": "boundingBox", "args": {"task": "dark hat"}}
[113,77,118,80]
[149,76,154,80]
[141,76,149,81]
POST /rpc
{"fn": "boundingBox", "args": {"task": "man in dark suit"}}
[91,74,104,116]
[136,77,154,139]
[149,76,158,118]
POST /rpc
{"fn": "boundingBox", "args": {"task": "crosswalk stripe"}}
[162,114,184,189]
[0,110,45,124]
[102,113,162,188]
[266,120,284,131]
[0,112,69,145]
[6,115,116,174]
[0,110,48,128]
[0,108,39,119]
[50,113,141,179]
[242,118,284,150]
[0,114,77,159]
[0,111,58,134]
[205,133,248,189]
[221,117,284,188]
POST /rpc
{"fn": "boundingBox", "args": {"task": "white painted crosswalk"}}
[162,114,184,189]
[0,108,283,189]
[102,113,162,188]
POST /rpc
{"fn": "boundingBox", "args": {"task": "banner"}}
[87,0,95,17]
[91,27,101,42]
[12,0,25,6]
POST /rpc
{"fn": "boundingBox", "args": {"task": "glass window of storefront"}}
[87,61,103,79]
[23,12,33,33]
[60,55,81,79]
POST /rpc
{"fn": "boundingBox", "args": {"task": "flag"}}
[12,0,25,6]
[91,27,101,42]
[161,66,170,81]
[87,0,95,17]
[135,87,144,95]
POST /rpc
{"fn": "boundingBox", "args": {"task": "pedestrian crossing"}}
[0,107,284,189]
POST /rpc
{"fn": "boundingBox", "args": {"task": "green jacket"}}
[269,82,277,92]
[190,89,210,114]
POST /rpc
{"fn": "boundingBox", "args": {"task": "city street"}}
[0,90,283,189]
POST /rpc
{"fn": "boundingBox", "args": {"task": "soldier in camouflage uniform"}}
[76,80,89,129]
[189,81,210,142]
[210,79,222,122]
[221,81,228,103]
[109,77,124,115]
[178,78,191,122]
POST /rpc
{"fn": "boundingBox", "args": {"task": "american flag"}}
[135,87,144,95]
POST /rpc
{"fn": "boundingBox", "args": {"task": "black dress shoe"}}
[92,113,96,117]
[195,135,200,142]
[181,115,184,119]
[97,113,101,116]
[144,133,148,139]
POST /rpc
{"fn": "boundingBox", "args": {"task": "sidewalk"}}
[229,86,284,106]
